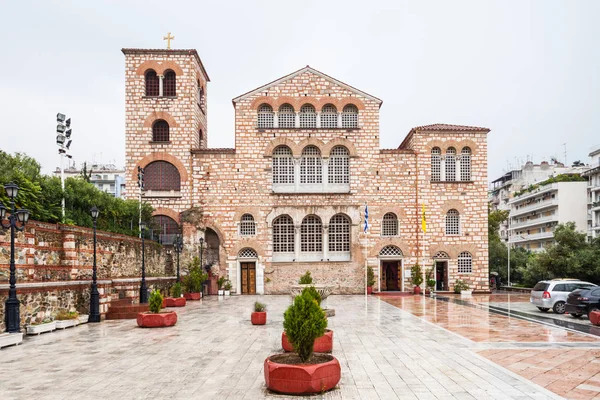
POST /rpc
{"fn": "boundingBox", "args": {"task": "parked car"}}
[565,287,600,318]
[530,279,596,314]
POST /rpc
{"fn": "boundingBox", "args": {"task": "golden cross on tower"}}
[163,32,175,49]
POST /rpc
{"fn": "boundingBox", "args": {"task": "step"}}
[108,304,149,312]
[105,312,142,320]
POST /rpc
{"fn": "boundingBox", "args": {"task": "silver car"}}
[530,279,596,314]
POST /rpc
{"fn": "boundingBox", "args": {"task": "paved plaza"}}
[2,294,598,399]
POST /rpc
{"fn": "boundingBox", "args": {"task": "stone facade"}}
[123,48,490,294]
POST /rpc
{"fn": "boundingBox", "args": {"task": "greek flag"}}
[364,204,369,233]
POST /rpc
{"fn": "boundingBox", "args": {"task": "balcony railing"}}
[510,215,555,230]
[509,230,554,243]
[510,198,559,217]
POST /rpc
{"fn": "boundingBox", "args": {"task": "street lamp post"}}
[175,234,183,283]
[0,182,30,333]
[139,222,148,303]
[199,236,204,269]
[88,206,101,323]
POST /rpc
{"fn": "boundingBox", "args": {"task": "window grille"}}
[198,129,203,148]
[151,215,179,244]
[198,85,205,112]
[321,104,338,128]
[342,105,358,128]
[152,120,170,142]
[238,248,258,259]
[273,215,294,253]
[278,104,295,128]
[381,213,398,236]
[433,251,449,259]
[272,146,294,184]
[445,209,460,235]
[458,252,472,273]
[460,147,471,181]
[329,214,350,252]
[379,245,403,257]
[144,161,181,191]
[328,146,349,184]
[240,214,256,236]
[446,147,456,181]
[163,71,176,96]
[299,104,316,128]
[300,146,322,184]
[145,70,159,96]
[431,147,441,182]
[258,104,274,128]
[300,215,322,252]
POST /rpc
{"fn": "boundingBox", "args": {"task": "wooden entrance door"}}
[241,262,256,294]
[435,261,448,291]
[384,262,399,291]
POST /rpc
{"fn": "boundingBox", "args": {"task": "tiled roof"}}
[411,124,490,132]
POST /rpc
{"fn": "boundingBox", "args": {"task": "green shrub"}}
[254,301,266,312]
[299,271,313,284]
[54,310,79,320]
[283,288,327,362]
[149,289,163,313]
[302,285,322,305]
[367,266,376,287]
[411,264,423,287]
[427,279,436,289]
[217,276,226,289]
[170,282,182,298]
[224,280,232,291]
[182,256,208,293]
[454,280,470,293]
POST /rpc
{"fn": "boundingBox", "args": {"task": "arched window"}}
[152,120,170,142]
[379,245,403,257]
[433,251,449,259]
[240,214,256,236]
[300,146,322,184]
[329,214,350,252]
[321,104,338,128]
[198,129,203,148]
[238,248,258,258]
[458,251,472,273]
[445,147,456,181]
[461,147,471,181]
[151,215,179,244]
[328,146,349,184]
[299,104,316,128]
[301,215,322,253]
[431,147,441,182]
[342,104,358,128]
[278,104,295,128]
[381,213,398,237]
[197,81,205,112]
[445,209,460,235]
[144,161,180,191]
[272,146,294,184]
[257,104,274,128]
[163,70,176,96]
[273,215,294,253]
[145,70,159,96]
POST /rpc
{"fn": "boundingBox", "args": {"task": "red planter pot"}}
[264,354,341,394]
[367,286,373,295]
[590,311,600,326]
[251,311,267,325]
[184,293,201,301]
[413,286,421,295]
[164,297,187,307]
[282,330,333,353]
[137,311,177,328]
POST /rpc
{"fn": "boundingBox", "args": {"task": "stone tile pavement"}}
[0,295,565,399]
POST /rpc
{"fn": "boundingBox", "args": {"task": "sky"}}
[0,0,598,181]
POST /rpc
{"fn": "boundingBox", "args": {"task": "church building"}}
[122,47,490,294]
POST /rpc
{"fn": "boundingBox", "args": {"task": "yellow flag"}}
[421,204,426,233]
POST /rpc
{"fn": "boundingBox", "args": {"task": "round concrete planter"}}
[136,311,177,328]
[264,353,340,395]
[184,292,201,301]
[590,311,600,325]
[282,329,333,353]
[163,297,187,307]
[251,311,267,325]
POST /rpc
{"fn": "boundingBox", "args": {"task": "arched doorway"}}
[433,251,450,291]
[204,228,220,269]
[237,248,258,295]
[379,245,404,291]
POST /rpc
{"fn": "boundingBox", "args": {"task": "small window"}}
[144,161,180,191]
[145,70,159,96]
[152,120,170,142]
[321,104,338,128]
[341,105,358,128]
[240,214,256,236]
[457,252,472,273]
[445,209,460,235]
[272,146,295,184]
[461,147,471,181]
[446,147,456,181]
[258,104,274,128]
[431,147,441,182]
[163,70,176,96]
[300,215,323,252]
[300,146,322,184]
[278,104,295,128]
[328,146,349,184]
[381,213,398,237]
[299,104,316,128]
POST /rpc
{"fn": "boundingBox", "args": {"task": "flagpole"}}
[364,203,368,297]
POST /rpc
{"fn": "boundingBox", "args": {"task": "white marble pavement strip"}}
[0,295,563,399]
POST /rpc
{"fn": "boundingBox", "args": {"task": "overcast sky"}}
[1,0,598,181]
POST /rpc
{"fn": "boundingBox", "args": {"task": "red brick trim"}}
[339,98,366,111]
[321,138,358,157]
[143,111,179,128]
[428,244,458,259]
[441,200,465,215]
[297,138,326,156]
[250,97,277,109]
[135,60,184,76]
[249,96,366,112]
[263,137,299,157]
[152,208,180,223]
[370,239,410,258]
[133,153,189,183]
[230,239,265,258]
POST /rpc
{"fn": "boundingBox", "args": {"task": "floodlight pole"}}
[60,152,65,222]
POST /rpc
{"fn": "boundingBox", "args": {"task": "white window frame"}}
[272,146,295,190]
[239,214,256,236]
[341,104,358,128]
[278,104,295,129]
[300,215,323,261]
[257,104,274,128]
[328,214,350,261]
[445,209,460,235]
[328,146,350,188]
[299,104,317,128]
[460,147,471,181]
[457,251,472,273]
[381,213,398,237]
[431,147,441,182]
[273,215,295,262]
[321,104,338,128]
[300,146,323,185]
[445,147,456,181]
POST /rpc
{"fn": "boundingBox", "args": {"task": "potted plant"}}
[183,257,208,300]
[426,268,436,296]
[454,280,472,295]
[411,264,423,295]
[265,288,341,394]
[251,301,267,325]
[299,271,313,285]
[26,317,56,335]
[55,310,79,329]
[224,280,232,296]
[367,266,376,294]
[137,289,177,328]
[163,282,187,307]
[217,276,226,296]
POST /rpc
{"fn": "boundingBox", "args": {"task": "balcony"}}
[510,198,559,217]
[509,183,558,204]
[509,230,554,243]
[510,215,556,230]
[592,201,600,211]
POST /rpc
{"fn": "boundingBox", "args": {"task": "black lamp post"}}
[88,206,101,323]
[199,236,204,269]
[0,182,30,333]
[139,221,148,303]
[174,234,183,282]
